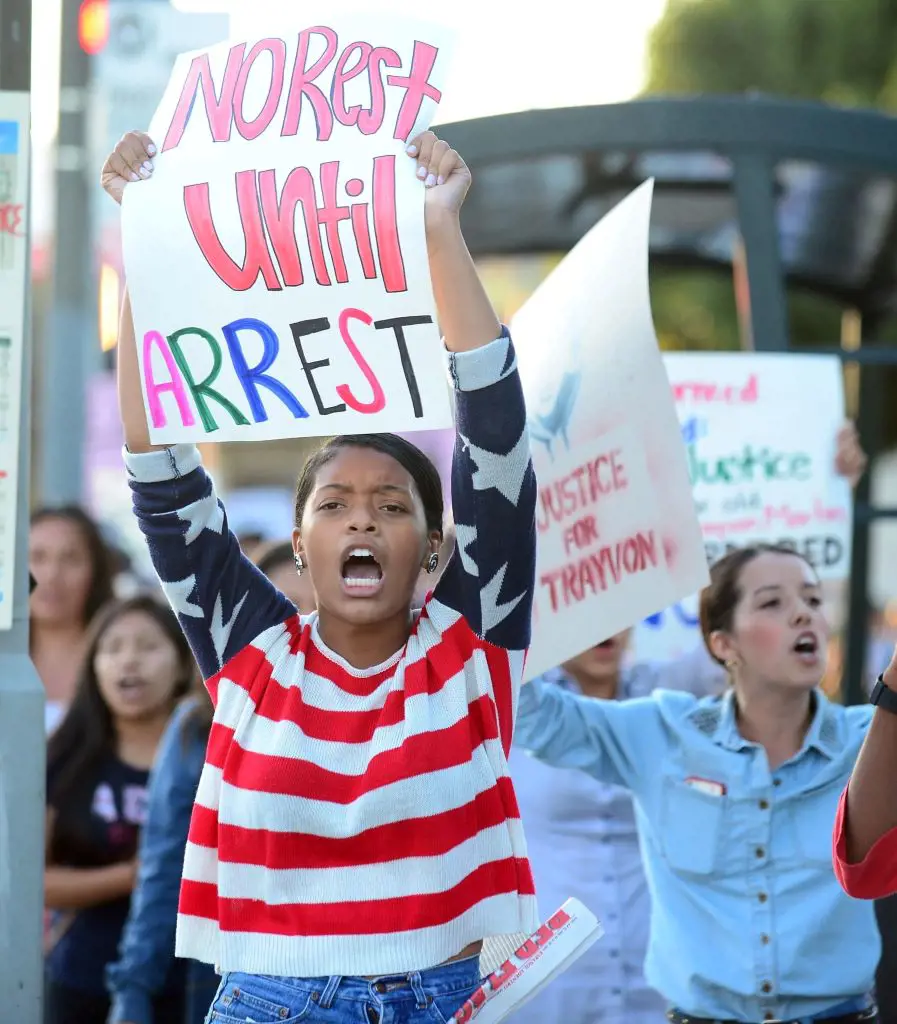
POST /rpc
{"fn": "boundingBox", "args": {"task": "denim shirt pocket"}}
[657,775,726,875]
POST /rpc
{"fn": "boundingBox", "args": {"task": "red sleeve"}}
[833,786,897,899]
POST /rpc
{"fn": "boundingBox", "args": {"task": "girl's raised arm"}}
[413,133,537,654]
[102,133,295,685]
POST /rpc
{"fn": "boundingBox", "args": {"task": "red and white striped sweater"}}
[125,333,539,977]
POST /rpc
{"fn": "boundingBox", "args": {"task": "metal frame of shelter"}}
[441,95,897,709]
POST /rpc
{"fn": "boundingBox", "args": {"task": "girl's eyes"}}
[316,502,407,514]
[807,595,822,608]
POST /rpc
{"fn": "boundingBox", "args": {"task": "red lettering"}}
[162,44,244,152]
[332,41,373,126]
[547,909,572,930]
[514,939,540,960]
[336,308,386,414]
[537,449,628,531]
[540,531,659,611]
[0,203,24,237]
[387,40,442,140]
[372,154,406,293]
[532,922,555,946]
[233,38,287,141]
[184,173,281,291]
[319,161,351,283]
[486,959,517,992]
[361,47,402,134]
[281,27,337,141]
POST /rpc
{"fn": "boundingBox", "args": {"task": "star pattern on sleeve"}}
[459,428,531,507]
[178,492,225,546]
[454,523,479,578]
[163,574,204,620]
[480,563,525,633]
[210,591,249,667]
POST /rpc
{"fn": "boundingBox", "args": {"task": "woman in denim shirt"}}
[106,697,217,1024]
[515,544,880,1024]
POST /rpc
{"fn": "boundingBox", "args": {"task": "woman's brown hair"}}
[699,544,815,666]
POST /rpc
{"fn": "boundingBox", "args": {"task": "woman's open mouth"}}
[792,631,820,666]
[341,547,384,594]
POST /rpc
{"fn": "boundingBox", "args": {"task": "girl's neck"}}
[31,621,86,703]
[734,683,815,770]
[115,711,173,770]
[316,609,413,670]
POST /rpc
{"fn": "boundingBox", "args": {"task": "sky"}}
[28,0,667,235]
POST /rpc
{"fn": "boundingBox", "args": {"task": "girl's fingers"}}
[422,139,450,187]
[108,151,139,184]
[434,146,461,187]
[408,131,436,182]
[119,132,154,179]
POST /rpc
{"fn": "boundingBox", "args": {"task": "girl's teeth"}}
[343,577,380,588]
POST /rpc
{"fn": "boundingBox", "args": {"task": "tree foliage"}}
[642,0,897,354]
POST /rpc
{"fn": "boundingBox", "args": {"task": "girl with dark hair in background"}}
[102,127,538,1024]
[515,544,881,1024]
[44,595,193,1024]
[30,505,116,732]
[106,547,315,1024]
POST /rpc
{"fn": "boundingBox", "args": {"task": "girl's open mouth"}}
[341,548,384,593]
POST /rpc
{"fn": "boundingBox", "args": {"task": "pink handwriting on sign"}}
[161,32,442,151]
[184,155,406,296]
[0,204,24,237]
[672,374,759,405]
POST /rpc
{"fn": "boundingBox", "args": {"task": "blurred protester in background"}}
[106,542,318,1024]
[509,635,723,1024]
[105,695,216,1024]
[44,596,194,1024]
[30,506,115,733]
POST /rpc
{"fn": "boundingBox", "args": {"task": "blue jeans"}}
[206,955,481,1024]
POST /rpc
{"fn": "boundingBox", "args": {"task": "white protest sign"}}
[0,95,29,630]
[512,181,709,681]
[634,352,852,662]
[122,13,456,443]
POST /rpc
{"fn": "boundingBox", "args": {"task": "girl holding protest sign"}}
[514,540,882,1024]
[102,129,538,1024]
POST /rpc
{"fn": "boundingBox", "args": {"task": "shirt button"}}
[773,778,782,787]
[761,982,773,994]
[755,847,766,859]
[765,1013,776,1021]
[761,933,770,945]
[758,892,768,903]
[759,799,770,810]
[374,983,386,994]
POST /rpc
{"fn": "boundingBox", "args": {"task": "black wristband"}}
[870,675,897,714]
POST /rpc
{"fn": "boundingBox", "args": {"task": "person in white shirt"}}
[509,634,724,1024]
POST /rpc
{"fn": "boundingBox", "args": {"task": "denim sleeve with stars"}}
[123,444,295,681]
[434,329,536,651]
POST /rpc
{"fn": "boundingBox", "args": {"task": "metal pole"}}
[0,0,46,1017]
[40,0,97,505]
[731,154,790,354]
